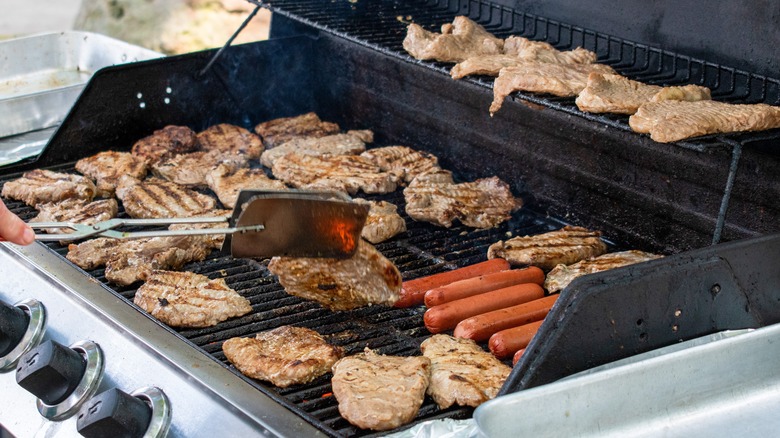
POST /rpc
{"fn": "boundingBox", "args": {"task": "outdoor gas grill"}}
[1,1,780,437]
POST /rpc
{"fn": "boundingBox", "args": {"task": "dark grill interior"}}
[0,164,568,437]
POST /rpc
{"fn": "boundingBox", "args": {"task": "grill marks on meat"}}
[259,131,371,168]
[115,175,216,218]
[1,169,96,207]
[404,174,520,228]
[254,112,340,149]
[104,236,211,286]
[331,349,431,431]
[205,164,287,209]
[629,100,780,143]
[133,270,251,328]
[267,240,402,311]
[151,151,248,187]
[403,16,503,62]
[545,250,662,293]
[222,326,344,388]
[360,146,440,184]
[353,199,406,244]
[75,151,148,197]
[167,209,232,251]
[31,198,118,236]
[576,73,712,115]
[66,237,120,271]
[196,123,264,159]
[487,225,608,271]
[271,153,399,195]
[131,125,198,164]
[490,62,616,114]
[420,334,510,409]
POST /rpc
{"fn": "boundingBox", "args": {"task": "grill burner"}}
[1,165,565,437]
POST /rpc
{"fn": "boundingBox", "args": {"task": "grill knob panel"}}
[77,388,152,438]
[0,299,29,357]
[16,340,87,405]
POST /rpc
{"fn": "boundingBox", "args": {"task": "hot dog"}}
[394,258,510,308]
[453,294,558,341]
[489,319,544,359]
[423,283,544,334]
[423,266,544,307]
[512,348,526,365]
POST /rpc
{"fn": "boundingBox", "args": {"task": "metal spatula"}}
[30,190,370,259]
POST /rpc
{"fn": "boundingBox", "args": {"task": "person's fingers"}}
[0,200,34,245]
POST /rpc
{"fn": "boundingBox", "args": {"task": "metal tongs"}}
[30,190,370,259]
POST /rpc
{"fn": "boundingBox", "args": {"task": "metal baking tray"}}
[0,31,162,165]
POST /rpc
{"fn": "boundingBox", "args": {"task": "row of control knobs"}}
[1,298,170,437]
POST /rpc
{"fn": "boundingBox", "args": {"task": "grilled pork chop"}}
[66,237,120,271]
[1,169,96,207]
[420,334,511,409]
[267,240,402,311]
[403,16,503,63]
[151,151,248,187]
[259,131,371,168]
[133,270,251,328]
[629,100,780,143]
[271,153,399,195]
[205,164,287,208]
[115,175,216,218]
[222,326,344,388]
[490,62,616,114]
[404,175,520,228]
[359,146,440,184]
[75,151,148,197]
[31,198,118,236]
[545,250,663,293]
[487,225,608,270]
[131,125,198,164]
[576,73,711,115]
[104,236,212,286]
[331,349,431,431]
[353,199,406,244]
[167,209,231,250]
[196,123,264,159]
[254,112,340,149]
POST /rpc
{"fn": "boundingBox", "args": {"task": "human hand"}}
[0,199,34,245]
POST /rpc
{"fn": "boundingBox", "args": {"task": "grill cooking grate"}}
[1,166,567,437]
[258,0,780,151]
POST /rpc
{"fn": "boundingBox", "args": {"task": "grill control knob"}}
[16,340,87,405]
[0,299,29,356]
[77,388,152,438]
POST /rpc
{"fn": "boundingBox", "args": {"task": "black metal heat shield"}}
[502,232,780,393]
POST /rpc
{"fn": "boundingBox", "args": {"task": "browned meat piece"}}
[205,165,288,209]
[271,153,399,195]
[359,146,440,183]
[576,73,711,115]
[451,54,526,80]
[404,175,520,228]
[487,225,608,270]
[331,349,431,431]
[151,151,248,187]
[353,199,406,244]
[490,62,616,114]
[196,123,264,159]
[259,131,370,168]
[504,36,597,64]
[545,250,663,293]
[31,198,118,236]
[133,270,251,328]
[1,169,96,207]
[420,334,511,409]
[254,113,340,149]
[131,125,198,164]
[629,100,780,143]
[115,176,216,218]
[104,236,212,286]
[222,326,344,388]
[267,240,402,311]
[75,151,148,197]
[403,16,503,62]
[66,237,122,270]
